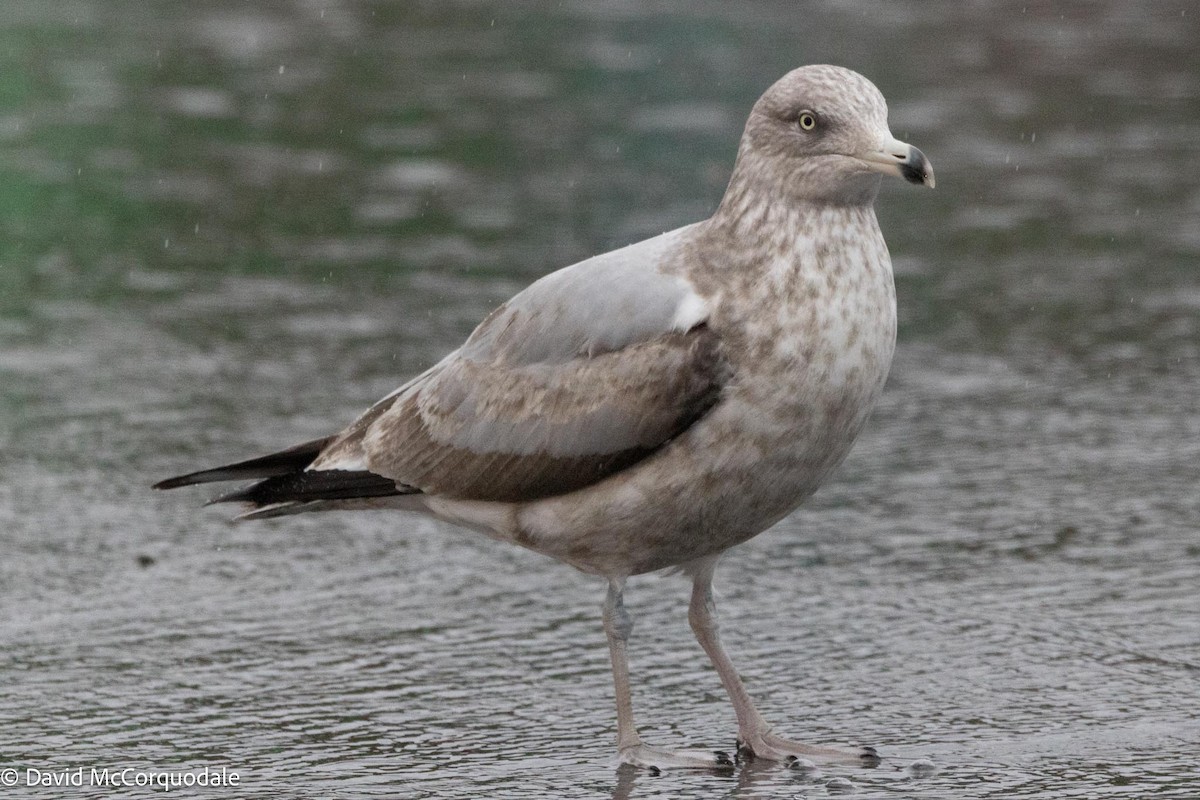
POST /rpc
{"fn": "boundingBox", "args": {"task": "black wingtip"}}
[153,436,335,491]
[153,475,195,491]
[206,470,408,507]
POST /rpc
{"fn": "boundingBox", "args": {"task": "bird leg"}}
[687,559,880,766]
[602,579,734,771]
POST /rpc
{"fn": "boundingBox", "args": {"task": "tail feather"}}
[153,436,334,490]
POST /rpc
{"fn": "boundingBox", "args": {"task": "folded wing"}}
[158,224,725,511]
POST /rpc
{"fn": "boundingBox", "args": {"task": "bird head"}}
[738,65,935,205]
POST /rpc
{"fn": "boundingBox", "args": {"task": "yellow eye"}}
[798,111,817,131]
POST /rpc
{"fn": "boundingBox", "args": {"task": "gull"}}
[155,64,934,770]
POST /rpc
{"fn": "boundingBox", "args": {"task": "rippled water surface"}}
[3,1,1198,798]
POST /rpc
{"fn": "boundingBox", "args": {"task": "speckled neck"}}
[712,139,883,233]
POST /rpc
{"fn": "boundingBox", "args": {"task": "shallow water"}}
[2,1,1199,798]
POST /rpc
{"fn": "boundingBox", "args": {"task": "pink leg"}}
[687,557,879,766]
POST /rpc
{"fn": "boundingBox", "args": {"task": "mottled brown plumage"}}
[359,325,724,501]
[156,65,934,770]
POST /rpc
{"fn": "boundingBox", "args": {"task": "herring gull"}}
[155,64,934,770]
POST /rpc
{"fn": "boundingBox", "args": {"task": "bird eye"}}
[797,111,818,131]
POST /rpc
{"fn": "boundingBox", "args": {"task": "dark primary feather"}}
[207,469,409,506]
[154,431,412,513]
[153,436,334,490]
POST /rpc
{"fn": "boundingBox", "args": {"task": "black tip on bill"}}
[899,145,934,187]
[900,162,926,185]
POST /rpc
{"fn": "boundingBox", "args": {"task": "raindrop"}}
[825,776,854,792]
[784,756,817,773]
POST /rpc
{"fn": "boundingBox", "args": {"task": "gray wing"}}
[313,225,725,502]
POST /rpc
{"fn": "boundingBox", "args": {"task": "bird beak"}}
[858,135,935,188]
